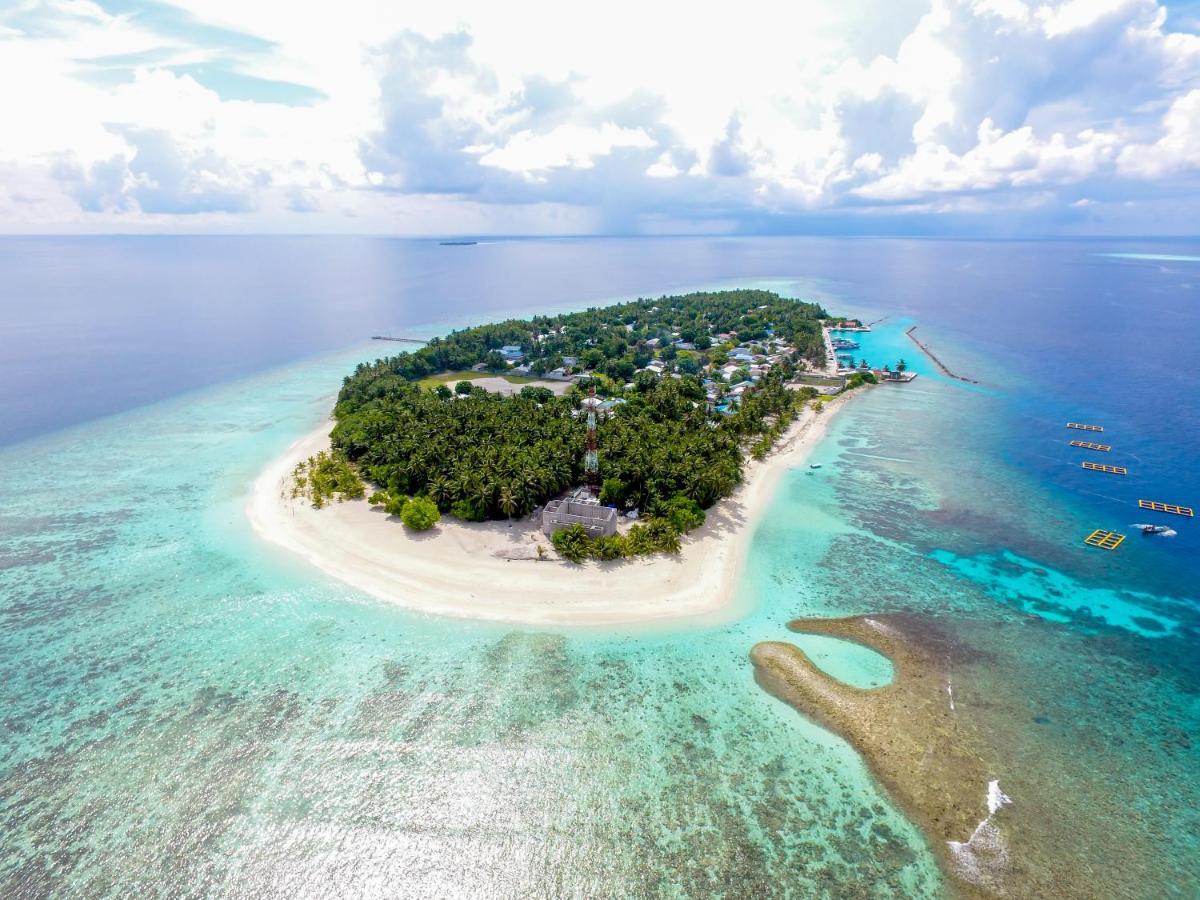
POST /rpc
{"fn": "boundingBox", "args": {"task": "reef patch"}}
[751,614,1012,896]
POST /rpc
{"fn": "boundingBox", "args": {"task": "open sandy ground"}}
[247,391,856,627]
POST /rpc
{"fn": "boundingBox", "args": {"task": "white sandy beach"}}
[247,391,856,626]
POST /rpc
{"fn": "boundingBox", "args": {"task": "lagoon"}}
[1,236,1197,896]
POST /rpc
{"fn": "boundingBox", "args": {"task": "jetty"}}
[819,328,841,376]
[904,327,979,383]
[371,335,428,344]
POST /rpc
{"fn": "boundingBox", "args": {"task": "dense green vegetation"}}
[845,370,878,390]
[366,490,442,530]
[320,289,852,558]
[550,514,690,563]
[400,497,440,531]
[332,373,815,522]
[291,450,365,508]
[338,289,828,394]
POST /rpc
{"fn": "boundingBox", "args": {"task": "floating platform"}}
[1069,440,1112,452]
[1066,422,1104,432]
[1082,462,1127,475]
[1137,500,1194,517]
[1084,529,1126,550]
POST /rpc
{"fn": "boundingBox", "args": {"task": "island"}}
[249,290,891,624]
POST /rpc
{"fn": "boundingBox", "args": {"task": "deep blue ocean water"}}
[1,236,1197,896]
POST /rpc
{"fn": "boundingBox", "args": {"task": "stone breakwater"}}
[905,326,980,384]
[750,615,1011,897]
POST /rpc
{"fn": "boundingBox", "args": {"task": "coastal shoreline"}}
[247,391,858,627]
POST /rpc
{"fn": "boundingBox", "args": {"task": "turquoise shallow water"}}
[0,340,943,896]
[3,297,1199,895]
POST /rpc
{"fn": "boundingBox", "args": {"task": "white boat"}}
[1134,523,1175,536]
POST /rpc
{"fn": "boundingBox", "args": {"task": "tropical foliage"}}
[320,289,851,559]
[400,497,440,531]
[550,514,690,563]
[338,289,828,395]
[367,490,441,530]
[291,449,365,508]
[845,371,878,390]
[330,369,813,525]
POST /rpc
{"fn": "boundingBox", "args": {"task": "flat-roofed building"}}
[541,499,618,538]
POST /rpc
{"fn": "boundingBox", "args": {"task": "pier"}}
[904,327,979,383]
[819,328,841,376]
[371,335,429,344]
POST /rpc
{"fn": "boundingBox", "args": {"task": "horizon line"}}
[1,232,1199,242]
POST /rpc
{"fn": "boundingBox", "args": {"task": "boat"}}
[809,463,822,469]
[831,338,860,350]
[1135,523,1175,536]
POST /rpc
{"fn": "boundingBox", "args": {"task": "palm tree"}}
[897,358,907,373]
[428,476,452,509]
[499,485,518,519]
[474,480,494,517]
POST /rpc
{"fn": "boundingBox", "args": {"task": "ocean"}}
[1,236,1197,896]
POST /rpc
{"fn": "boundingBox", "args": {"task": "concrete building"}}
[542,499,618,538]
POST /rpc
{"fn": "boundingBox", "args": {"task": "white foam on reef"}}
[986,780,1011,816]
[947,780,1013,888]
[946,679,955,711]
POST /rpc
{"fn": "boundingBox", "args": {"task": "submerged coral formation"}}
[751,615,1012,897]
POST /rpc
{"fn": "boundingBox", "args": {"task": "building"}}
[541,499,618,538]
[499,345,524,361]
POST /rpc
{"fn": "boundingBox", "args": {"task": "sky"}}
[1,0,1199,236]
